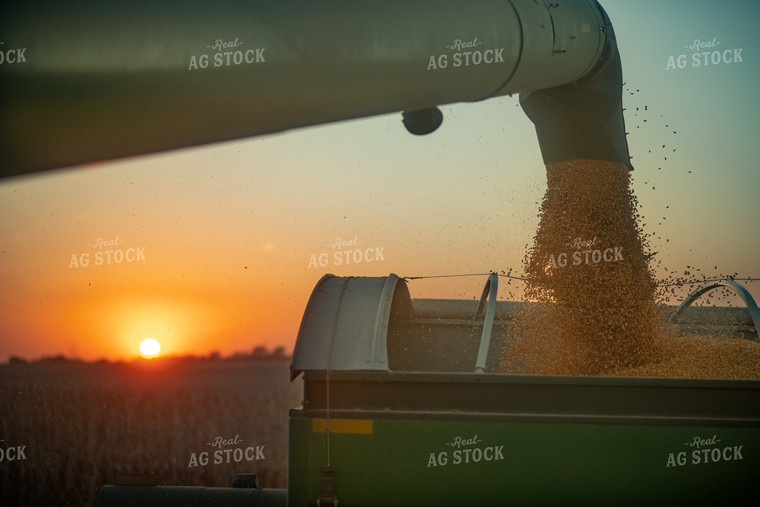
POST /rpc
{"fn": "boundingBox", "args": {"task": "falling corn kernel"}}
[500,159,759,379]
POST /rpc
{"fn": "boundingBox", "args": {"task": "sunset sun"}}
[139,338,161,358]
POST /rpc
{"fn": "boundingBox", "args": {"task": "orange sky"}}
[2,0,760,362]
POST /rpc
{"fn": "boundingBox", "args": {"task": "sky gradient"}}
[1,0,758,362]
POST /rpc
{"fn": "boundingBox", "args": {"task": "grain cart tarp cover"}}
[288,274,760,506]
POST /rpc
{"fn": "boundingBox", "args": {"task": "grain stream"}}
[501,159,759,379]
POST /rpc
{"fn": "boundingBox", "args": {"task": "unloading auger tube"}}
[0,0,629,178]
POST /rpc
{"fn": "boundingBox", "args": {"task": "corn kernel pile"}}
[612,331,760,379]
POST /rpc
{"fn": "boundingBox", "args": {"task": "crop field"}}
[0,357,301,506]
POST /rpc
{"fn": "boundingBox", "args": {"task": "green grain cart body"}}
[288,274,760,506]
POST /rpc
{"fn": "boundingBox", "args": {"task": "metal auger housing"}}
[1,0,627,178]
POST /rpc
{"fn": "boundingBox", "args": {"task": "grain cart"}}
[285,273,760,505]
